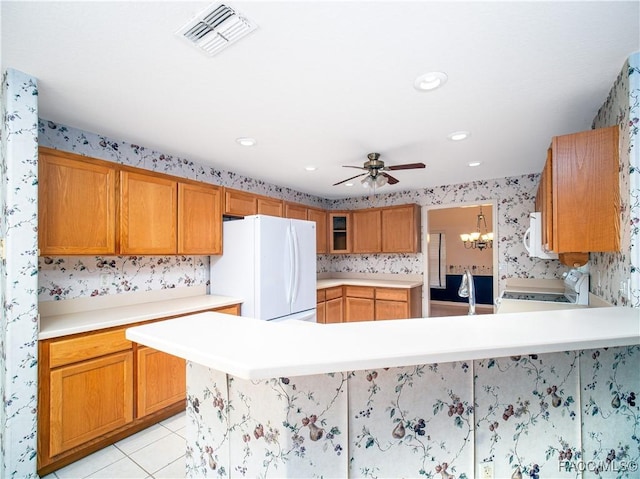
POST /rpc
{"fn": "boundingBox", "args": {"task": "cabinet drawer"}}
[376,288,409,302]
[344,286,375,299]
[325,286,343,301]
[49,328,132,369]
[317,289,326,302]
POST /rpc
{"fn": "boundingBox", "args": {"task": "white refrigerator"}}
[210,215,317,322]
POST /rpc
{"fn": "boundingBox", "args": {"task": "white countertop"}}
[39,287,242,339]
[126,306,639,380]
[317,278,423,289]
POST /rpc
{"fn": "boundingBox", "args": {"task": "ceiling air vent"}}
[176,3,257,57]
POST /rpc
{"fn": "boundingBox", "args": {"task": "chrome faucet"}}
[457,269,476,315]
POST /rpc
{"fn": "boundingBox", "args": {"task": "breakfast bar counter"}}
[126,308,640,478]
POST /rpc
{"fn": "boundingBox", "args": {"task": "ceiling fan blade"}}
[333,172,367,186]
[381,172,399,185]
[386,162,426,171]
[343,165,368,170]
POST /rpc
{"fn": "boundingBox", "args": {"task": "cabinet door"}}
[49,352,133,456]
[344,297,375,322]
[224,189,257,216]
[136,347,186,418]
[325,297,343,323]
[285,202,308,220]
[39,149,116,255]
[552,126,620,253]
[381,204,421,253]
[120,171,177,254]
[352,209,382,253]
[375,300,409,320]
[308,208,328,254]
[539,149,554,251]
[316,300,327,324]
[178,182,222,254]
[329,212,351,253]
[257,197,284,217]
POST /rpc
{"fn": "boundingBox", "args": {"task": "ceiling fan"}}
[333,152,426,188]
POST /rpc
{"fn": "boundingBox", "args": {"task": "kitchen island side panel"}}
[183,347,638,478]
[185,363,348,478]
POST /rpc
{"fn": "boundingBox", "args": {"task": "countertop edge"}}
[316,278,423,289]
[126,307,640,380]
[39,295,243,340]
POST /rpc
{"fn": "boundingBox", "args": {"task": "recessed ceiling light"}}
[344,182,354,187]
[448,131,470,141]
[468,161,482,167]
[414,71,448,91]
[304,166,317,171]
[236,137,256,147]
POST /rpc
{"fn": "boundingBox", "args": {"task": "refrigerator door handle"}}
[286,224,295,305]
[291,224,300,304]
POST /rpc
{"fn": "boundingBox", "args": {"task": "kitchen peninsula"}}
[127,307,640,478]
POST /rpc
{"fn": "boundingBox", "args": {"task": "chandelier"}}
[460,206,493,250]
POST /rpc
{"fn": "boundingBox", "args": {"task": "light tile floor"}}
[41,412,187,479]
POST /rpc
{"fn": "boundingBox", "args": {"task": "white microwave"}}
[523,212,558,260]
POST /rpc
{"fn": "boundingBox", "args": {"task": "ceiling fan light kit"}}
[334,152,425,189]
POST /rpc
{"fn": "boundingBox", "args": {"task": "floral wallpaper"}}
[186,364,349,478]
[38,255,210,301]
[475,352,582,479]
[591,52,640,308]
[185,345,639,478]
[0,69,39,478]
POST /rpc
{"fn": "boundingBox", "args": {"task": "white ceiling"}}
[3,1,639,199]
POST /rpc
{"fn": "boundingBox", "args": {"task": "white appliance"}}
[210,215,317,322]
[496,269,590,313]
[523,212,558,260]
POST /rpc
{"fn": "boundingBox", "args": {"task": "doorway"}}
[424,202,498,317]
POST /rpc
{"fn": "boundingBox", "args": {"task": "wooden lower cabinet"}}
[38,304,240,476]
[325,297,344,323]
[316,287,344,324]
[317,299,327,323]
[136,347,186,418]
[49,351,134,457]
[344,286,375,322]
[345,297,375,322]
[318,285,422,323]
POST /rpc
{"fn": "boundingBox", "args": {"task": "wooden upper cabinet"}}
[539,149,554,252]
[329,212,351,253]
[285,202,308,220]
[178,182,222,255]
[551,126,620,253]
[120,171,177,254]
[224,188,284,217]
[352,209,382,253]
[39,148,116,255]
[308,207,328,254]
[381,204,421,253]
[257,196,283,217]
[224,188,256,217]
